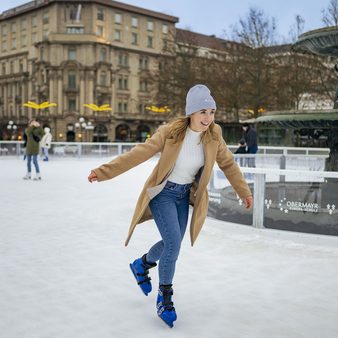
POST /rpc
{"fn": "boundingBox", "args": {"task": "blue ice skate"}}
[157,285,177,328]
[129,254,156,296]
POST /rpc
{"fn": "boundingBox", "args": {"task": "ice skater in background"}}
[88,84,253,328]
[23,119,44,180]
[40,127,52,161]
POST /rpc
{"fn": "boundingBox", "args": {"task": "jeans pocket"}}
[165,181,176,190]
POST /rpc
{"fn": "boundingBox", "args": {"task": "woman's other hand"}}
[242,195,253,209]
[88,170,98,183]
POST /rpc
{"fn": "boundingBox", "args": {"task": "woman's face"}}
[189,109,215,132]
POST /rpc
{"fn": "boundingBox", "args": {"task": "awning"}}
[246,111,338,129]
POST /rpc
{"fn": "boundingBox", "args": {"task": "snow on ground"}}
[1,157,338,338]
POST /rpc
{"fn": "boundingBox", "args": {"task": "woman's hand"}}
[242,195,253,209]
[88,170,98,183]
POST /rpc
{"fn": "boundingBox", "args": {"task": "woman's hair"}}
[166,116,217,144]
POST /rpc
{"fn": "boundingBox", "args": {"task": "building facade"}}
[0,0,178,142]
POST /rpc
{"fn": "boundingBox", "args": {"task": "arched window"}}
[136,124,150,142]
[115,124,130,141]
[93,123,108,142]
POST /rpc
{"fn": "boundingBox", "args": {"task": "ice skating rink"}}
[1,157,338,338]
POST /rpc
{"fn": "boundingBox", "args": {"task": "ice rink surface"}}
[1,157,338,338]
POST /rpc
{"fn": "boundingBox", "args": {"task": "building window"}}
[96,26,103,36]
[2,63,6,75]
[118,101,128,112]
[100,48,107,61]
[114,29,121,41]
[115,13,122,24]
[21,18,27,30]
[67,27,84,34]
[11,39,16,50]
[2,25,7,36]
[69,6,77,20]
[118,53,128,67]
[43,11,49,24]
[147,36,153,48]
[19,61,23,72]
[100,71,107,86]
[97,8,104,21]
[10,61,14,73]
[2,41,6,52]
[68,48,76,60]
[139,56,148,70]
[118,76,128,90]
[11,22,16,33]
[32,32,37,43]
[131,17,138,27]
[139,80,149,92]
[68,71,76,89]
[147,20,154,31]
[21,35,27,47]
[162,24,169,34]
[31,16,37,27]
[138,103,148,113]
[68,98,76,111]
[43,30,49,40]
[131,32,138,45]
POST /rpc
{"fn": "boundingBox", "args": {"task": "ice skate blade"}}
[129,263,149,296]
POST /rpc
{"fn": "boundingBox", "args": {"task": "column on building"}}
[21,79,27,119]
[48,70,55,107]
[87,70,94,109]
[79,70,85,114]
[57,69,63,115]
[3,83,8,118]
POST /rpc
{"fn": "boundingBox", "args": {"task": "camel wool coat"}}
[93,123,252,246]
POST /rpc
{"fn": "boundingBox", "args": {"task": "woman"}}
[88,84,253,328]
[23,119,44,180]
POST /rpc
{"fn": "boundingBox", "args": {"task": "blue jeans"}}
[27,154,40,173]
[42,147,49,159]
[147,181,191,285]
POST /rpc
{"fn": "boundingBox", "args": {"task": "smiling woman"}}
[87,84,253,328]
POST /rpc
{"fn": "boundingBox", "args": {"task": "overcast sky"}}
[0,0,328,42]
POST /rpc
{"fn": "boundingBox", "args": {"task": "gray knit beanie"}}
[185,84,216,116]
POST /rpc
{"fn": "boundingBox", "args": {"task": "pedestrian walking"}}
[23,119,44,180]
[88,84,253,328]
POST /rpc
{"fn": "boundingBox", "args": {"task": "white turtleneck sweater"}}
[167,127,205,184]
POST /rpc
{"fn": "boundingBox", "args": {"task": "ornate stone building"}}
[0,0,178,142]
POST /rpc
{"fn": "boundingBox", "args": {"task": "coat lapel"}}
[196,139,218,192]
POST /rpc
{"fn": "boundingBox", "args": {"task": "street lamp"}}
[7,120,18,140]
[75,117,94,141]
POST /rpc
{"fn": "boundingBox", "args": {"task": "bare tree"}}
[322,0,338,26]
[232,7,277,48]
[288,14,305,43]
[231,7,278,116]
[156,29,216,116]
